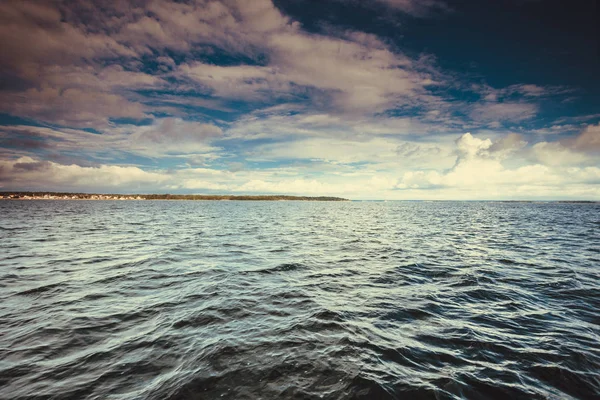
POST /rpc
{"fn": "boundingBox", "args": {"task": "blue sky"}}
[0,0,599,199]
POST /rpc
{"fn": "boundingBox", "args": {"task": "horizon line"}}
[1,191,598,203]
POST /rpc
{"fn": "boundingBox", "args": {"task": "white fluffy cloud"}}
[394,132,600,199]
[0,157,170,191]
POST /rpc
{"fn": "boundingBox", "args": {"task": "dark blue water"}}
[1,200,599,399]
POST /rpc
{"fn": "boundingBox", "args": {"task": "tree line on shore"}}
[0,192,348,201]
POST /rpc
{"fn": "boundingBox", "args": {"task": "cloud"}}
[12,160,53,172]
[528,124,580,136]
[0,0,596,200]
[337,0,448,16]
[0,120,224,160]
[174,19,439,114]
[177,63,292,101]
[511,84,546,97]
[234,175,398,196]
[0,1,135,75]
[455,132,492,158]
[469,102,538,124]
[0,63,165,128]
[1,86,147,128]
[0,155,396,196]
[489,133,527,154]
[0,0,233,126]
[130,118,222,155]
[1,133,599,199]
[250,137,399,164]
[224,107,448,141]
[474,83,571,102]
[264,31,433,113]
[0,157,170,190]
[114,119,224,159]
[0,0,449,127]
[0,0,553,130]
[395,132,600,199]
[528,123,600,166]
[572,123,600,152]
[532,142,589,166]
[375,0,449,15]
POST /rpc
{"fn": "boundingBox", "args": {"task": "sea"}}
[1,200,599,399]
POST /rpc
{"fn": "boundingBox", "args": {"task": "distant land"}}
[0,192,348,201]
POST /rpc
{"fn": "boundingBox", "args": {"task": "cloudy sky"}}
[0,0,598,199]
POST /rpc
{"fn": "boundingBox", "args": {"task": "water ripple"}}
[1,200,599,399]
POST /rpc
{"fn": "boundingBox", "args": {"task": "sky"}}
[0,0,599,200]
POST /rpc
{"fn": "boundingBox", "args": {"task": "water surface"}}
[1,200,599,399]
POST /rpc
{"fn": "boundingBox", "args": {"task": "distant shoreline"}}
[0,192,349,201]
[1,192,597,203]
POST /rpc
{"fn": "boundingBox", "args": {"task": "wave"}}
[1,200,599,399]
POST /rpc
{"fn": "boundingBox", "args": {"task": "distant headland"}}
[0,192,348,201]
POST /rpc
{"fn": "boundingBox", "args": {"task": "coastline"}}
[0,192,349,201]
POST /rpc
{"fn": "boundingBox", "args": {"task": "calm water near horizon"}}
[1,200,599,399]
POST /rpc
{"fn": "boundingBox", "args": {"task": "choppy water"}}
[1,200,599,399]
